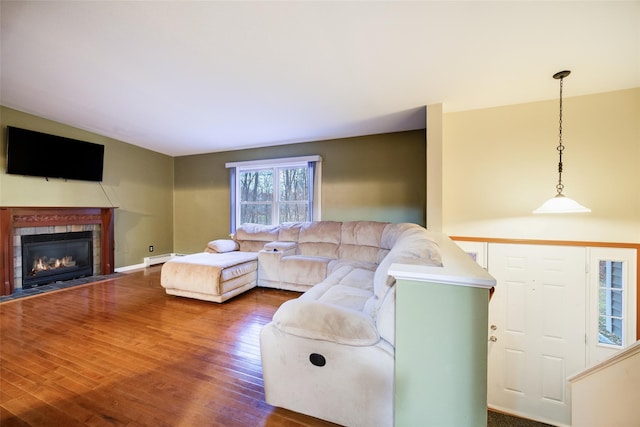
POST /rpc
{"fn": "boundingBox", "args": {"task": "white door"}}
[487,244,586,426]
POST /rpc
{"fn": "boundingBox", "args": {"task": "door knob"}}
[489,336,497,342]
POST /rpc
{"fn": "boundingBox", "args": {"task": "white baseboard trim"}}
[114,253,187,272]
[143,253,187,267]
[115,263,145,273]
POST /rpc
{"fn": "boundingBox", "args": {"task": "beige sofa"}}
[259,221,442,427]
[161,220,442,426]
[161,221,440,300]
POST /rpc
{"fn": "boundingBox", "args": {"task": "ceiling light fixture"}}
[533,70,591,214]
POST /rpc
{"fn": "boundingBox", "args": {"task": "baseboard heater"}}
[144,253,186,267]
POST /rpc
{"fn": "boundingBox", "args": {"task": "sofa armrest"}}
[263,241,298,253]
[258,249,287,287]
[272,299,379,346]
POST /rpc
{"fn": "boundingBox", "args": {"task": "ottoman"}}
[160,251,259,303]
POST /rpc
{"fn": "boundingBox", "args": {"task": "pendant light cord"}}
[533,69,590,213]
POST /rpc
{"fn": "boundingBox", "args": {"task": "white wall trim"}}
[114,253,187,272]
[115,263,145,272]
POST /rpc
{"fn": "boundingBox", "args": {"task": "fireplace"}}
[21,231,93,288]
[0,207,116,295]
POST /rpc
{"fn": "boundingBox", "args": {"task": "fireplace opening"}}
[21,231,93,288]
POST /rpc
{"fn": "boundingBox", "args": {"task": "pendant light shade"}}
[533,70,590,214]
[533,193,591,214]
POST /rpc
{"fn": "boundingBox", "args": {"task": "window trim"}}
[226,155,321,169]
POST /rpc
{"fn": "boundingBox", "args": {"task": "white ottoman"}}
[160,252,258,303]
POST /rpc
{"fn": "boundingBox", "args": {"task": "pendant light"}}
[533,70,591,214]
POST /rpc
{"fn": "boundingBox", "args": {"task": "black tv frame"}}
[6,126,104,182]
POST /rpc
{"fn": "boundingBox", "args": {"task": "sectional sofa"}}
[160,220,443,426]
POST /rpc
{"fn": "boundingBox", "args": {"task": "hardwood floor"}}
[0,267,339,427]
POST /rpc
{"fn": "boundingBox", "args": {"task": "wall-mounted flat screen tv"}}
[6,126,104,182]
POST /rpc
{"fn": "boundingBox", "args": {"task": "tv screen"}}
[6,126,104,182]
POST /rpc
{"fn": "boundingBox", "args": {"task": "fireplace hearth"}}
[22,231,93,288]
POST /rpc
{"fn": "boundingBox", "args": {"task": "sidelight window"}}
[598,260,624,346]
[587,247,637,367]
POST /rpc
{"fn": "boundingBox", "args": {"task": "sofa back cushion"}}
[234,223,280,252]
[373,226,442,301]
[278,222,303,242]
[380,222,421,250]
[297,221,342,258]
[338,221,388,264]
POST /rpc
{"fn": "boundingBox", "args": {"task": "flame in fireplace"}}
[30,256,76,276]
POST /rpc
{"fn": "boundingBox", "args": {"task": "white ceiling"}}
[1,1,639,157]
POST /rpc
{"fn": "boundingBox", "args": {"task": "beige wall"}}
[173,130,426,253]
[0,107,175,268]
[570,342,640,427]
[442,88,640,244]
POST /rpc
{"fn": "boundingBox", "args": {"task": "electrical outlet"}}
[149,245,154,252]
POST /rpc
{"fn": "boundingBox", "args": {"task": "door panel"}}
[488,244,586,426]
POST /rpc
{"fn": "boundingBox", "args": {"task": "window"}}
[587,247,637,367]
[598,260,624,346]
[226,156,321,231]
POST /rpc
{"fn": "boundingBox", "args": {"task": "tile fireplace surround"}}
[0,207,115,296]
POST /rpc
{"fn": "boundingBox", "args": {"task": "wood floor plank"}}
[1,267,338,427]
[1,393,89,427]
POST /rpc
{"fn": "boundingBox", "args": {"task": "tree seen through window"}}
[239,166,309,225]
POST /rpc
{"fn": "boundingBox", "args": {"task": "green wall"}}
[174,130,426,253]
[395,279,490,426]
[1,107,425,265]
[0,107,175,268]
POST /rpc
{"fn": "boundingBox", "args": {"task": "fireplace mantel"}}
[0,207,115,295]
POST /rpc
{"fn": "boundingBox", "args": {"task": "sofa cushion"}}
[301,262,375,300]
[299,281,334,301]
[235,223,280,252]
[205,239,239,253]
[380,222,420,250]
[340,221,387,247]
[280,255,333,286]
[298,221,342,258]
[335,267,375,290]
[220,260,257,281]
[272,299,380,346]
[327,259,377,276]
[339,244,383,265]
[235,223,280,241]
[318,285,372,312]
[373,227,443,301]
[165,251,257,270]
[277,222,303,242]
